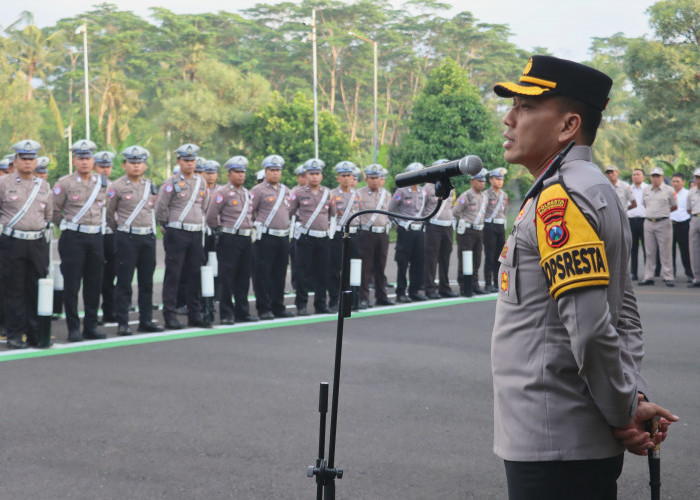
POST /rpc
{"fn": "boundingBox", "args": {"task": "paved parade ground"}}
[1,282,697,499]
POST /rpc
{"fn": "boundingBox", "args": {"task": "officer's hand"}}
[613,395,678,456]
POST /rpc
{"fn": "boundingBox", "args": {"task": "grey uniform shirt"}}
[642,184,676,218]
[356,186,389,227]
[484,188,509,222]
[491,146,646,461]
[453,188,486,224]
[155,174,209,225]
[206,183,253,229]
[687,186,700,215]
[421,183,453,221]
[290,185,331,231]
[106,176,157,230]
[329,187,360,227]
[0,174,52,230]
[388,186,426,218]
[250,182,291,230]
[611,179,634,209]
[52,173,107,226]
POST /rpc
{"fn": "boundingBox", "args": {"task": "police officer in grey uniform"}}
[453,168,489,295]
[94,151,117,324]
[687,167,700,287]
[0,140,52,349]
[289,164,308,292]
[106,146,163,335]
[206,155,258,324]
[35,156,50,180]
[357,164,394,308]
[482,168,509,293]
[389,162,428,302]
[491,55,677,499]
[639,167,677,287]
[156,143,211,329]
[250,155,295,320]
[290,158,332,315]
[53,139,109,342]
[0,157,10,176]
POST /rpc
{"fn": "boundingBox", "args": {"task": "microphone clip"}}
[434,176,454,200]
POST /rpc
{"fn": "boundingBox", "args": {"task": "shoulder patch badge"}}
[536,183,609,300]
[165,184,173,193]
[215,194,224,204]
[53,185,62,196]
[107,189,116,199]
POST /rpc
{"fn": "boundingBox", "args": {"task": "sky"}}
[1,0,658,62]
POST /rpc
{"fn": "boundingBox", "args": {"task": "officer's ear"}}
[558,110,582,145]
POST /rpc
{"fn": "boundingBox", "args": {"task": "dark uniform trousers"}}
[394,226,424,296]
[114,232,156,326]
[423,224,453,295]
[290,238,299,291]
[504,454,624,500]
[101,232,117,318]
[483,222,506,287]
[672,220,693,279]
[58,230,104,333]
[359,230,389,302]
[295,234,330,309]
[254,233,289,316]
[0,236,48,343]
[628,216,645,278]
[456,228,482,290]
[328,232,360,307]
[217,233,253,321]
[162,228,203,322]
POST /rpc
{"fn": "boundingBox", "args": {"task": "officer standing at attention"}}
[389,162,428,302]
[0,140,52,349]
[669,172,693,282]
[356,164,394,308]
[290,158,332,315]
[491,55,678,499]
[482,168,509,293]
[94,151,117,324]
[422,160,457,299]
[250,155,295,320]
[453,169,489,295]
[156,143,211,329]
[105,146,163,336]
[604,165,636,210]
[34,156,50,180]
[4,154,16,174]
[289,164,308,292]
[206,155,259,324]
[0,157,10,176]
[687,168,700,287]
[328,161,361,312]
[627,168,647,280]
[53,139,109,342]
[638,167,677,287]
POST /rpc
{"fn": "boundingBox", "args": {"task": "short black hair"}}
[556,96,602,145]
[672,172,685,180]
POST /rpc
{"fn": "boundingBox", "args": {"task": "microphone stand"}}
[306,177,454,499]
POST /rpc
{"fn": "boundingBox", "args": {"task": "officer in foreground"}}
[53,140,109,342]
[0,140,52,349]
[106,146,163,335]
[491,55,677,499]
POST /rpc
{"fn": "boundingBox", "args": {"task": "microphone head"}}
[458,155,483,176]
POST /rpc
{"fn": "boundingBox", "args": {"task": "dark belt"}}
[646,217,668,222]
[672,219,689,224]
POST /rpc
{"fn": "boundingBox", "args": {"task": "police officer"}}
[628,168,647,280]
[289,164,308,292]
[389,162,428,302]
[328,161,361,312]
[35,156,50,180]
[357,164,394,308]
[491,55,677,498]
[0,140,52,349]
[604,165,635,210]
[250,155,295,320]
[4,154,15,174]
[0,157,10,176]
[687,168,700,288]
[670,172,693,282]
[639,167,677,287]
[156,143,211,329]
[290,158,332,315]
[206,155,258,324]
[482,168,509,293]
[453,168,488,295]
[203,160,220,192]
[53,139,109,342]
[422,159,457,299]
[94,151,118,324]
[105,146,163,335]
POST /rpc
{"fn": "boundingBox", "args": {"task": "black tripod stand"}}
[306,177,454,499]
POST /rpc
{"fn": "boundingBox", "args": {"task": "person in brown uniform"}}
[686,168,700,287]
[482,168,509,293]
[206,155,258,324]
[453,168,489,295]
[53,139,109,342]
[290,158,333,315]
[0,140,52,349]
[250,154,295,320]
[389,162,428,302]
[94,151,118,325]
[34,156,50,180]
[156,143,211,329]
[106,146,163,336]
[289,164,308,292]
[357,164,394,308]
[639,167,677,287]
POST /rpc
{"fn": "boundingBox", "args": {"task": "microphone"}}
[394,155,483,187]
